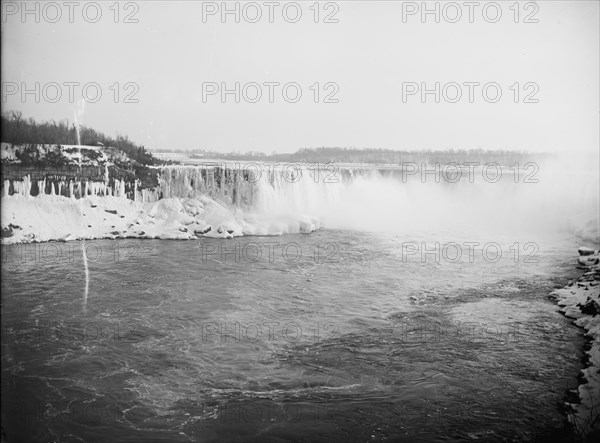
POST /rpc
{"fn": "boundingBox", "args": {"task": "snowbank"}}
[549,249,600,437]
[0,194,320,244]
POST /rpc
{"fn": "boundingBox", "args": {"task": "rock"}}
[194,226,212,236]
[579,256,600,267]
[578,246,597,256]
[579,297,600,316]
[1,225,13,238]
[1,223,22,238]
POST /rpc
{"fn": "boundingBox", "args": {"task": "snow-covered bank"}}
[0,194,320,243]
[549,248,600,438]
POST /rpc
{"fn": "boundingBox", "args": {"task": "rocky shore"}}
[549,247,600,439]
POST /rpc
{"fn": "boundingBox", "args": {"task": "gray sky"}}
[1,1,598,153]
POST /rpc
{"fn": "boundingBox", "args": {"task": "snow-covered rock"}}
[0,192,321,244]
[549,255,600,437]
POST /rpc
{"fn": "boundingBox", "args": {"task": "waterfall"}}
[151,160,598,239]
[157,164,257,206]
[154,163,346,217]
[2,156,598,241]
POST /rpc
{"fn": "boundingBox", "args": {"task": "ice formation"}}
[1,154,599,243]
[549,250,600,438]
[1,163,333,242]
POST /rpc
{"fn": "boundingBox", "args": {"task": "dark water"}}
[1,230,586,442]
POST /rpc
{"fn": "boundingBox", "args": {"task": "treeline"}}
[1,111,157,165]
[280,147,547,164]
[165,146,549,165]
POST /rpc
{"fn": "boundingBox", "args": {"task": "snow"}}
[549,252,600,437]
[2,143,110,167]
[0,142,19,160]
[0,193,320,243]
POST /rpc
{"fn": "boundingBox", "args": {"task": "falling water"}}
[155,158,599,242]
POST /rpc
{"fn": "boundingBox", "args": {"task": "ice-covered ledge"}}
[0,193,320,244]
[549,248,600,438]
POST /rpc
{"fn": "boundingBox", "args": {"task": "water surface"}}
[1,230,585,442]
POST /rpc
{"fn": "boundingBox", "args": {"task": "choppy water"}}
[0,230,587,442]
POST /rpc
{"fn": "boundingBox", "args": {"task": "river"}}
[1,229,586,442]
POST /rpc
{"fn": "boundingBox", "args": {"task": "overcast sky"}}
[1,1,598,153]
